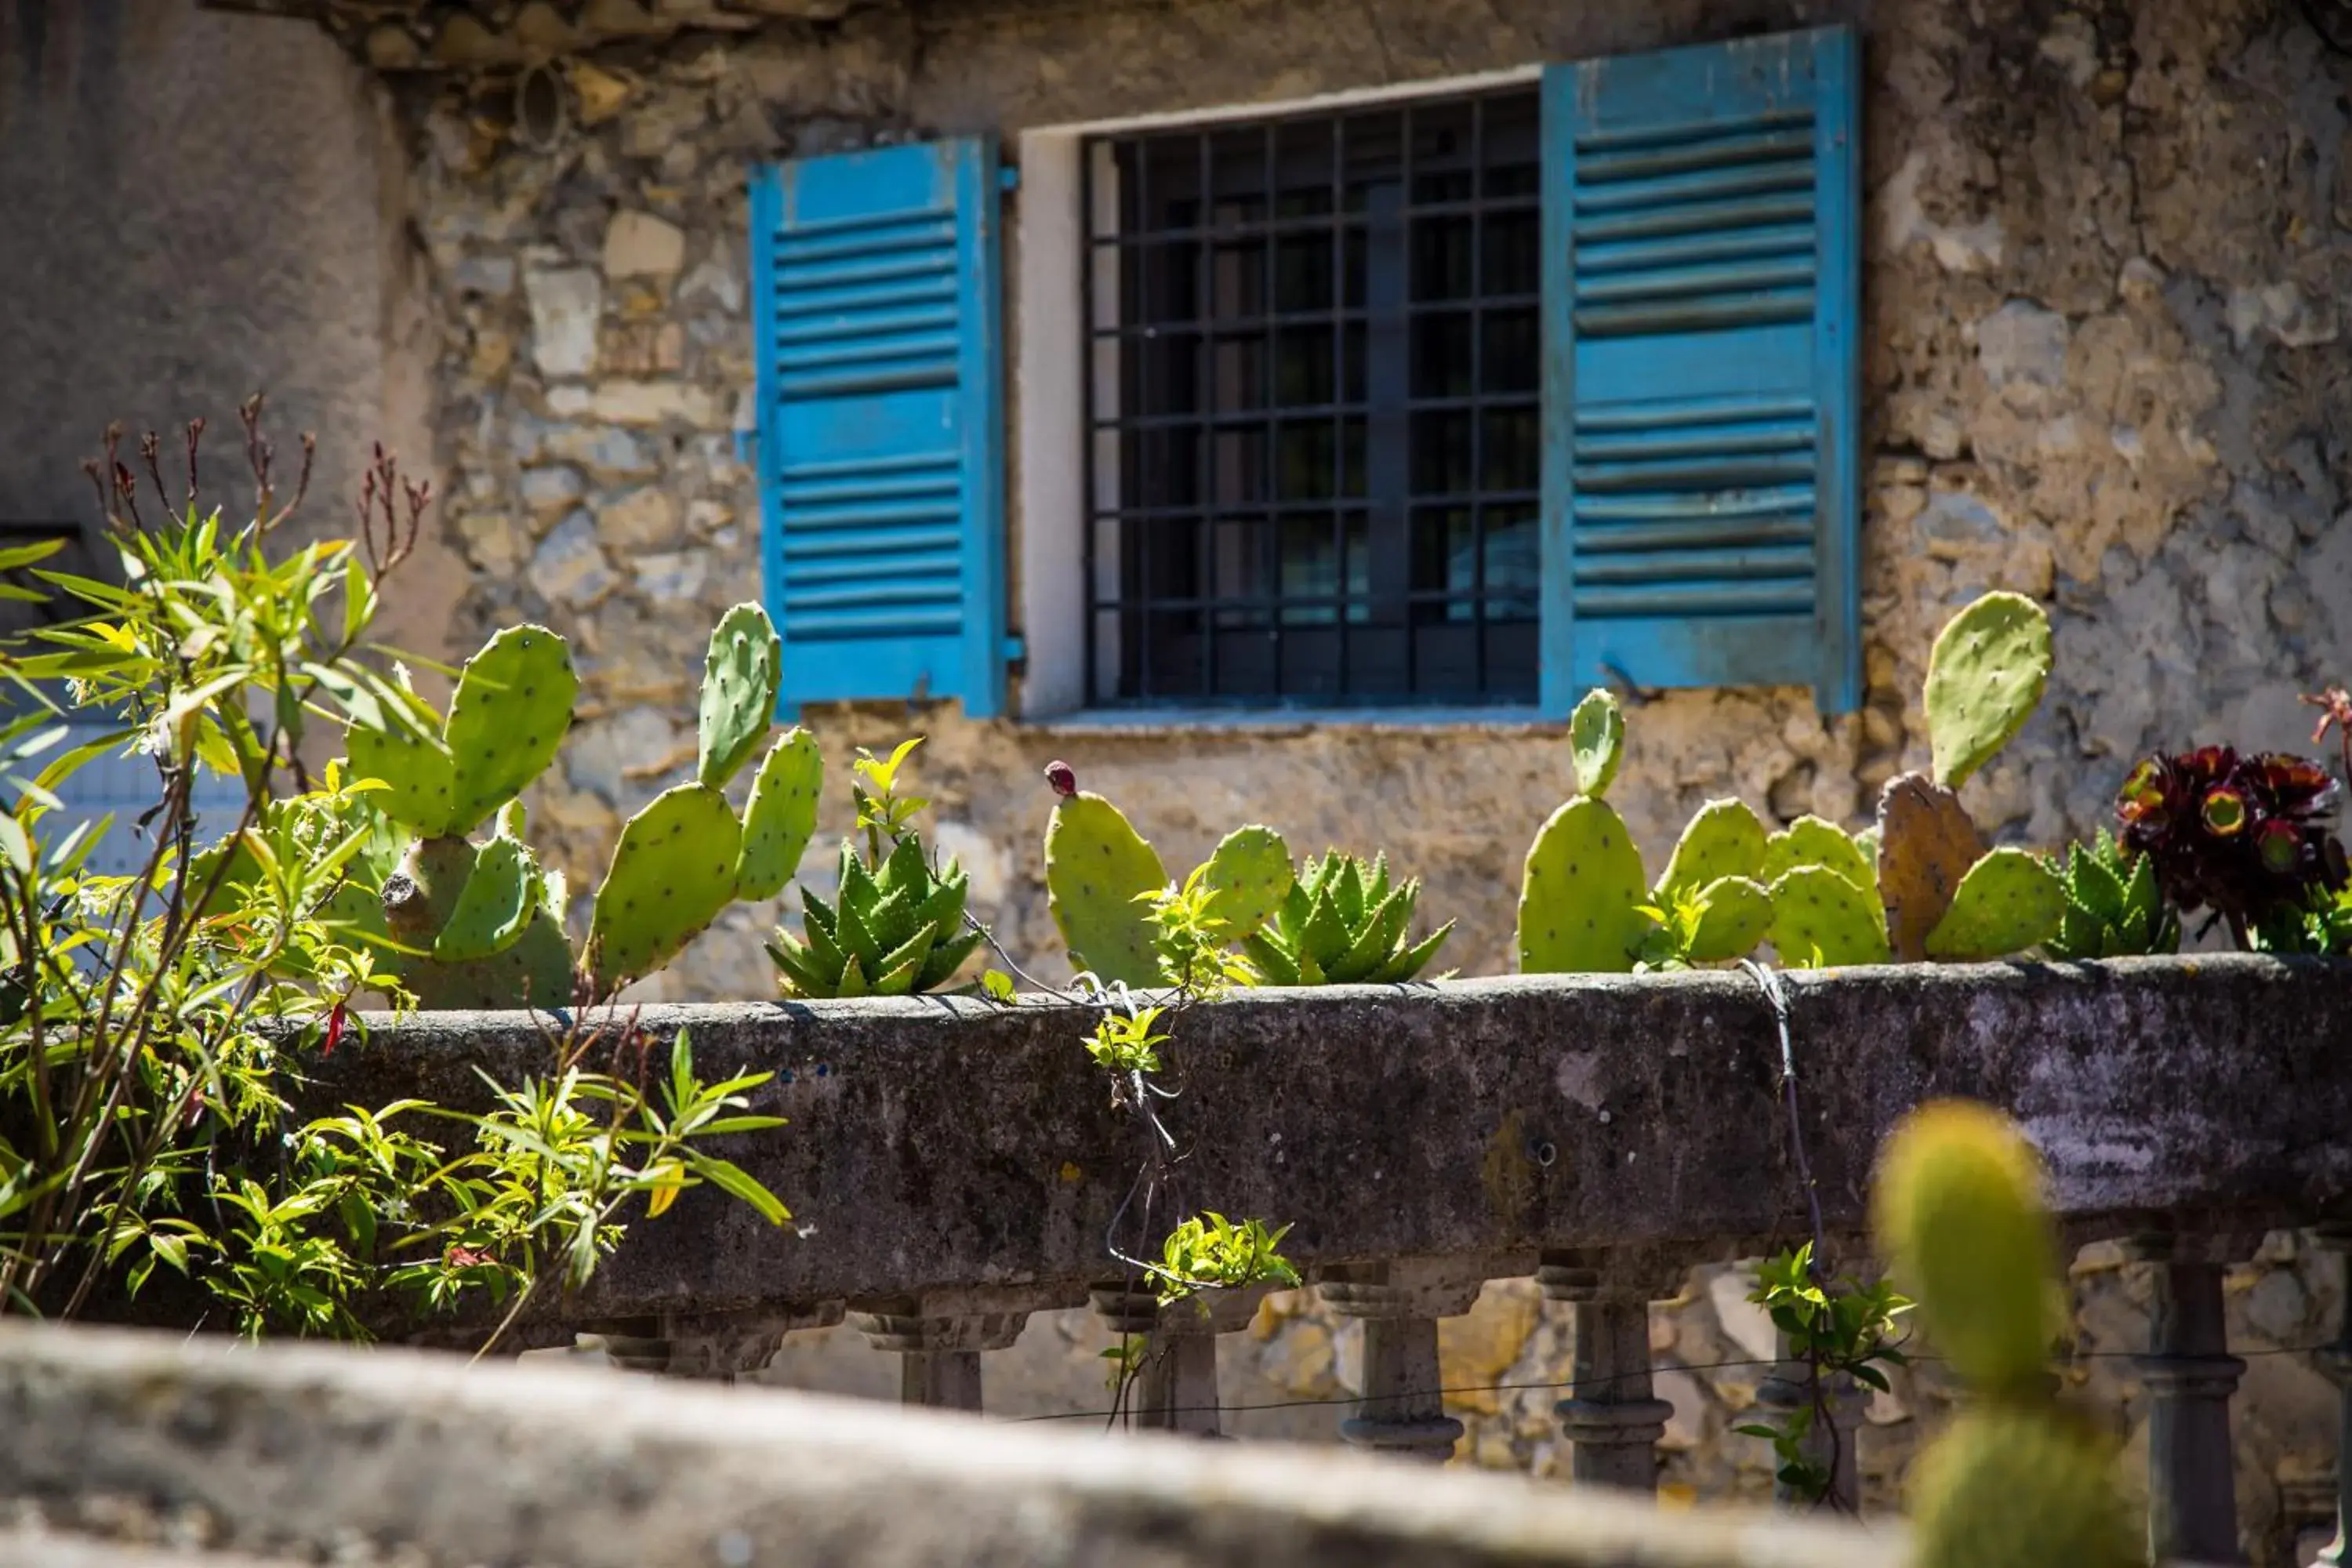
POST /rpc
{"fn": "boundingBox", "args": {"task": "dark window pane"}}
[1087,85,1541,706]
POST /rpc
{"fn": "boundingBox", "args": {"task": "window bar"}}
[1081,147,1099,708]
[1134,143,1155,702]
[1361,117,1411,692]
[1262,118,1282,694]
[1330,111,1348,695]
[1470,93,1488,695]
[1196,132,1216,699]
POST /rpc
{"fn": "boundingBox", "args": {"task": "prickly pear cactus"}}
[2046,829,2180,960]
[586,783,744,997]
[1043,764,1170,987]
[1767,866,1892,967]
[1925,591,2053,790]
[443,626,580,837]
[1656,798,1768,898]
[768,834,982,999]
[344,680,461,840]
[1924,847,2066,962]
[698,603,783,790]
[736,728,823,900]
[1908,1407,2139,1568]
[1876,775,1985,962]
[1878,1099,2136,1568]
[1200,826,1294,944]
[1519,797,1650,974]
[1570,688,1624,798]
[1761,815,1881,906]
[1243,851,1454,985]
[1873,1100,2059,1393]
[382,834,574,1011]
[1683,876,1774,963]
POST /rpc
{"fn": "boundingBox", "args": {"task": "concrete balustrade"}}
[139,956,2352,1548]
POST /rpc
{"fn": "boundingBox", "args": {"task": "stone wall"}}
[371,0,2350,1563]
[0,0,458,658]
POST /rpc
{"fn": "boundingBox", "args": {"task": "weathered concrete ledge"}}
[0,1321,1899,1567]
[272,954,2352,1324]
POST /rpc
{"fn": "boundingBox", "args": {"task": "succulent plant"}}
[343,603,823,1009]
[1521,690,1777,972]
[1875,1100,2136,1568]
[768,834,981,998]
[1041,762,1290,987]
[1243,851,1453,985]
[1874,593,2064,962]
[2042,828,2179,960]
[2116,745,2347,941]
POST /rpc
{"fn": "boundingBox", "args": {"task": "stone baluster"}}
[586,1316,671,1375]
[1537,1248,1679,1494]
[849,1290,1039,1414]
[1318,1258,1492,1463]
[1755,1349,1868,1512]
[1090,1283,1269,1436]
[2127,1234,2251,1566]
[659,1304,845,1384]
[2309,1223,2352,1567]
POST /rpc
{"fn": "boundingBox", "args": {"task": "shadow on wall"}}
[0,0,405,561]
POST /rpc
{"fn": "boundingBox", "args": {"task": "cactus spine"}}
[1875,1101,2136,1568]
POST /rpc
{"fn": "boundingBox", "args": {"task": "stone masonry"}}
[250,0,2352,1561]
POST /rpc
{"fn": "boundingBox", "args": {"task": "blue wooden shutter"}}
[1540,26,1861,716]
[750,137,1008,718]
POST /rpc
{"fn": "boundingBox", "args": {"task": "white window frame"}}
[1011,66,1545,725]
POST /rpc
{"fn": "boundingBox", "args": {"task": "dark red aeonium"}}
[2116,746,2348,932]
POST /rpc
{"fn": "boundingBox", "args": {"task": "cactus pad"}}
[1925,590,2053,789]
[1570,688,1624,798]
[1877,774,1984,962]
[1200,826,1294,943]
[1873,1100,2060,1393]
[1910,1408,2138,1568]
[1767,865,1893,967]
[1657,798,1768,898]
[443,625,578,836]
[698,603,783,789]
[1519,797,1651,974]
[345,708,459,840]
[1045,790,1170,987]
[1761,815,1879,899]
[432,835,546,963]
[1925,847,2066,962]
[1684,876,1774,964]
[736,727,823,900]
[403,909,576,1011]
[587,782,745,996]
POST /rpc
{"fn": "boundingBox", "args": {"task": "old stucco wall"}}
[386,0,2350,1561]
[0,0,455,658]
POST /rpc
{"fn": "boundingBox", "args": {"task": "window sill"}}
[1022,705,1559,736]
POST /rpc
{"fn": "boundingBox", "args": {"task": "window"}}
[1081,87,1545,707]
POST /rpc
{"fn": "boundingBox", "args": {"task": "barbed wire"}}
[1001,1341,2339,1425]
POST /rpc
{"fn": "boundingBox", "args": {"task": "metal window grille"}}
[1082,85,1543,707]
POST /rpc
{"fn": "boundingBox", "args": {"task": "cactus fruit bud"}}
[1924,847,2066,961]
[1570,688,1624,799]
[1924,590,2053,790]
[1046,759,1077,797]
[1873,1100,2060,1395]
[1877,775,1985,962]
[1519,796,1650,974]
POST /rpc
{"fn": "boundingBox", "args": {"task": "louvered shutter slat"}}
[750,138,1008,718]
[1540,27,1862,715]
